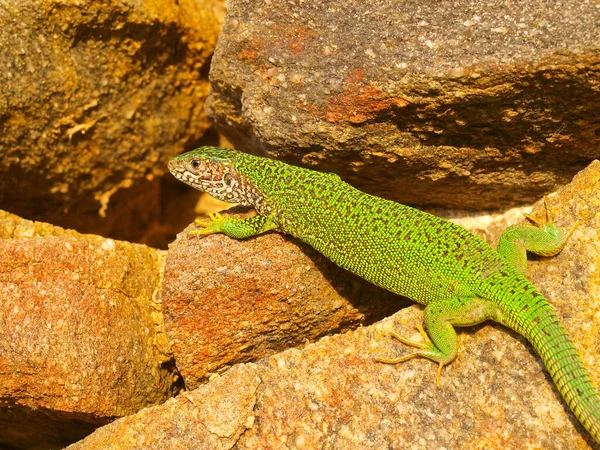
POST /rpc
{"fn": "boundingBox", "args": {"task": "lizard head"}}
[168,146,252,204]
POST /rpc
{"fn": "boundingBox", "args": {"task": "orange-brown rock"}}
[207,0,600,210]
[0,211,179,449]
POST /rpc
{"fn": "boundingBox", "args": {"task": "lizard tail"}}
[507,296,600,442]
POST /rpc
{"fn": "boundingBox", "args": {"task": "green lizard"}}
[168,146,599,443]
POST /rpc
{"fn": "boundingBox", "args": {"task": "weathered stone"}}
[207,0,227,26]
[161,207,407,389]
[68,161,600,449]
[0,0,219,243]
[207,0,600,209]
[66,364,261,450]
[0,211,179,450]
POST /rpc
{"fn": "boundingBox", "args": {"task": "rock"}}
[66,364,261,450]
[64,315,595,449]
[207,0,600,209]
[0,0,219,244]
[0,211,180,450]
[161,207,407,389]
[206,0,227,26]
[69,161,600,448]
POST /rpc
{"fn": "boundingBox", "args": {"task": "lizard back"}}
[235,152,518,307]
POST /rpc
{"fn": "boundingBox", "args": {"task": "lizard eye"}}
[191,160,200,168]
[223,172,233,186]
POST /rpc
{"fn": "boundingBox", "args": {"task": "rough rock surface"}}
[0,211,179,450]
[72,161,600,448]
[67,364,261,450]
[161,207,408,389]
[0,0,219,243]
[208,0,600,209]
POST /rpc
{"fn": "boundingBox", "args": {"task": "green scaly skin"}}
[169,146,599,443]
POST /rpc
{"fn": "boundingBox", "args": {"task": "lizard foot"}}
[375,325,445,386]
[188,212,225,237]
[523,196,579,238]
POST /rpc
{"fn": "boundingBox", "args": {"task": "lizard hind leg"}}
[497,196,579,274]
[376,295,498,386]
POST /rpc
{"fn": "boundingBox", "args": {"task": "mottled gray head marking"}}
[168,147,262,206]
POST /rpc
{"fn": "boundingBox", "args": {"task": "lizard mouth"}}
[168,160,202,187]
[167,159,182,176]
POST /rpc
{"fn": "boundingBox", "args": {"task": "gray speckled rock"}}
[207,0,600,209]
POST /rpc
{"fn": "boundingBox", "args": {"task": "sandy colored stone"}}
[66,364,261,450]
[161,207,407,389]
[70,161,600,449]
[0,0,219,243]
[0,211,178,450]
[207,0,600,210]
[207,0,227,26]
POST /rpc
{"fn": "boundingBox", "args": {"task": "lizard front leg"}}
[190,212,278,239]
